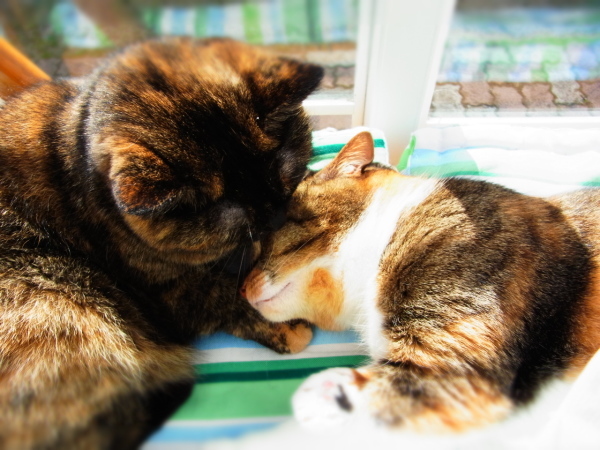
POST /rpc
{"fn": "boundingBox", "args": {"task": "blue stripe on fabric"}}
[206,6,225,36]
[194,329,360,351]
[328,0,347,41]
[267,0,285,43]
[170,8,188,36]
[148,421,279,442]
[405,148,476,174]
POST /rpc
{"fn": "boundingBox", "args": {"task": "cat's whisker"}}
[236,246,247,288]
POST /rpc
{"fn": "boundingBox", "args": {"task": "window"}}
[0,0,361,130]
[6,1,597,165]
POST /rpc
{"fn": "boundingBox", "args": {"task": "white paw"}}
[292,368,367,431]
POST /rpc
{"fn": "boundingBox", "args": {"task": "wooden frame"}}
[0,38,49,97]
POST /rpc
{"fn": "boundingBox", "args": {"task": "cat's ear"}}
[108,143,181,215]
[316,131,375,182]
[274,58,325,104]
[250,58,324,108]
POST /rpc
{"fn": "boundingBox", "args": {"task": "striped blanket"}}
[439,7,600,83]
[399,125,600,195]
[147,330,368,446]
[432,6,600,116]
[49,0,358,49]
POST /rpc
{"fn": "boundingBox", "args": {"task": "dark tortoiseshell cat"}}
[242,131,600,432]
[0,37,322,449]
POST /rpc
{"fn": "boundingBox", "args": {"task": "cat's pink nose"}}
[240,268,265,304]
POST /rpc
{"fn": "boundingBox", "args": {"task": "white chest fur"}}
[333,177,439,359]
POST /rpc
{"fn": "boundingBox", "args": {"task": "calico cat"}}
[0,37,322,449]
[241,131,600,432]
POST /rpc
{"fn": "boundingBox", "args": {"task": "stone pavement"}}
[431,80,600,116]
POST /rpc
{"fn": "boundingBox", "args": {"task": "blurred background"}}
[434,0,600,118]
[3,0,600,155]
[3,0,600,119]
[0,0,359,129]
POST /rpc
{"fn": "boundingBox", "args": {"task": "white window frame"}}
[304,0,456,165]
[305,0,600,165]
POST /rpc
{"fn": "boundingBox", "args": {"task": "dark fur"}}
[0,37,322,449]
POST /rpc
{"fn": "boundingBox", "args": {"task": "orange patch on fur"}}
[408,385,512,432]
[387,336,450,373]
[305,268,344,330]
[364,168,403,190]
[351,368,372,389]
[443,315,504,367]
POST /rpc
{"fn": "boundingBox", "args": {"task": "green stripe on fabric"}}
[196,356,369,383]
[242,3,263,44]
[174,356,370,419]
[283,0,310,43]
[198,366,343,383]
[410,169,497,178]
[397,135,416,171]
[531,68,549,82]
[312,139,386,157]
[198,355,368,376]
[172,378,302,420]
[49,5,65,36]
[306,0,323,43]
[141,7,160,35]
[437,170,495,177]
[581,179,600,187]
[194,6,209,37]
[409,160,479,178]
[96,29,112,47]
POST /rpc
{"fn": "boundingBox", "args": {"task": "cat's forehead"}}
[294,165,392,202]
[105,43,246,96]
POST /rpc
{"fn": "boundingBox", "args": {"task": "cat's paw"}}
[292,368,370,430]
[277,321,313,354]
[259,321,312,354]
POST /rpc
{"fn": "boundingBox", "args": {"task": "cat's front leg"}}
[224,303,313,354]
[292,364,514,432]
[176,272,314,354]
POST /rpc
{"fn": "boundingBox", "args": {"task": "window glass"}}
[431,0,600,117]
[0,0,358,127]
